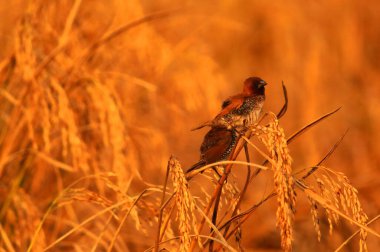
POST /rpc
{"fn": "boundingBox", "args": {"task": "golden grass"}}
[252,115,297,251]
[309,167,369,251]
[1,0,380,251]
[169,157,197,251]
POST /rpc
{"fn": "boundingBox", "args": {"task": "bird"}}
[187,77,267,174]
[192,77,267,131]
[186,126,238,174]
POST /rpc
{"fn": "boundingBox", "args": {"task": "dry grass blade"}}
[0,151,30,220]
[335,215,380,252]
[90,215,114,252]
[159,194,176,241]
[196,206,236,252]
[34,0,82,77]
[301,128,349,180]
[85,8,184,57]
[0,224,16,252]
[43,190,149,251]
[58,188,113,208]
[0,56,15,75]
[145,234,237,252]
[155,158,171,252]
[287,107,341,144]
[221,144,251,238]
[209,176,224,251]
[35,151,76,172]
[276,82,288,119]
[106,191,148,252]
[222,191,277,240]
[206,128,263,251]
[26,173,144,252]
[0,88,19,106]
[201,145,254,249]
[186,160,268,179]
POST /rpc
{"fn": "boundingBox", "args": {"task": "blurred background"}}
[0,0,379,251]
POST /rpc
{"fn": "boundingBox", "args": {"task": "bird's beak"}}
[258,82,267,88]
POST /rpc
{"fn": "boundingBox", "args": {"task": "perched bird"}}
[187,77,267,174]
[187,126,238,173]
[192,77,267,131]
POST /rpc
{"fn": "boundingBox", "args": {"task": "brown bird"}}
[187,77,267,174]
[187,126,238,173]
[192,77,267,131]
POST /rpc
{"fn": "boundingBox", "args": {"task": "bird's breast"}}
[212,96,264,129]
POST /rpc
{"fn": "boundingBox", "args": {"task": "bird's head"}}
[243,77,267,96]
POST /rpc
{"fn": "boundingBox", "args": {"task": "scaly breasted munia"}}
[193,77,267,131]
[187,77,267,174]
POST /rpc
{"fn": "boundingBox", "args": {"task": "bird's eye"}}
[260,80,266,84]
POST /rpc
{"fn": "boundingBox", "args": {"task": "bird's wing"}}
[191,94,246,130]
[217,94,245,117]
[221,98,232,109]
[191,96,237,130]
[200,128,235,164]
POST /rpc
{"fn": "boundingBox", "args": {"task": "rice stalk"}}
[307,196,321,241]
[308,167,369,251]
[250,114,296,251]
[169,156,197,252]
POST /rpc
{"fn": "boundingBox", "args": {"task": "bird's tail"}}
[191,121,211,131]
[186,160,206,173]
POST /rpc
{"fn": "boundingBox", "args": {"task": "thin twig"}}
[208,141,244,251]
[276,81,288,119]
[186,160,267,180]
[145,234,237,252]
[159,200,176,241]
[223,192,277,241]
[107,191,149,252]
[287,107,341,145]
[222,144,251,237]
[202,144,255,248]
[154,159,171,252]
[301,128,349,180]
[207,129,259,251]
[209,188,222,251]
[84,8,183,58]
[43,190,149,251]
[197,205,236,251]
[34,0,82,78]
